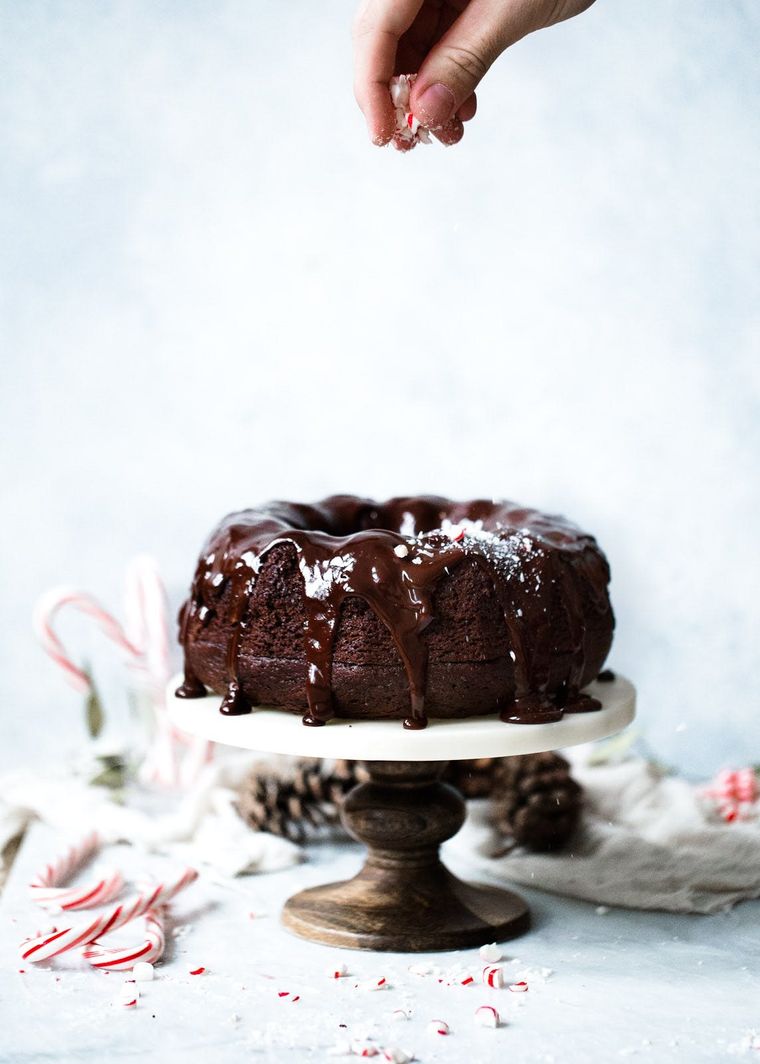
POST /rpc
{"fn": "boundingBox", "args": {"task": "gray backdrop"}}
[2,0,758,775]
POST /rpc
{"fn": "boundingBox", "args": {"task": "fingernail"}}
[415,83,456,128]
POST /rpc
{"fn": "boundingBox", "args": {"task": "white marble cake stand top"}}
[167,674,635,762]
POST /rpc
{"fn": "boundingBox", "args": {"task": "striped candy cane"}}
[33,588,142,694]
[29,832,123,911]
[34,556,214,789]
[82,907,166,971]
[20,867,197,964]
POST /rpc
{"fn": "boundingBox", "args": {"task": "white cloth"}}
[0,751,300,878]
[449,757,760,914]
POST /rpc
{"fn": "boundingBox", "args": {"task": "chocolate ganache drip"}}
[176,496,614,728]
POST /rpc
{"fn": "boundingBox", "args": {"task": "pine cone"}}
[491,752,583,852]
[444,758,500,798]
[235,759,366,843]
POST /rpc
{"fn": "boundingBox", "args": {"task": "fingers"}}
[457,93,477,122]
[410,0,521,127]
[410,0,595,129]
[353,0,425,144]
[432,116,464,147]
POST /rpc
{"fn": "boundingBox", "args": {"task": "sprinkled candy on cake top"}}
[177,496,614,730]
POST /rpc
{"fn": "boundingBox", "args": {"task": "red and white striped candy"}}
[508,981,529,993]
[703,766,759,823]
[20,867,197,963]
[33,588,142,694]
[82,907,165,971]
[382,1049,413,1063]
[475,1005,500,1028]
[29,832,124,911]
[427,1019,449,1035]
[482,965,504,989]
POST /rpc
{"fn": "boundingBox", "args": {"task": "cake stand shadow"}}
[168,675,635,952]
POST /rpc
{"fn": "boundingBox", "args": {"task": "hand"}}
[353,0,595,147]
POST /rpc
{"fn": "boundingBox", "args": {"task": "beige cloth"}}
[449,758,760,914]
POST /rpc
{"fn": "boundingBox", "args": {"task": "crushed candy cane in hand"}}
[389,75,431,150]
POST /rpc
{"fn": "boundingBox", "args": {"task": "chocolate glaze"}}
[177,496,614,728]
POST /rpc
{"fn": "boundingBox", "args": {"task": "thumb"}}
[410,0,537,127]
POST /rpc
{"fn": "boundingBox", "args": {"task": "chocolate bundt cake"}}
[177,496,614,730]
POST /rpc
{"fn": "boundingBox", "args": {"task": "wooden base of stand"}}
[281,760,530,952]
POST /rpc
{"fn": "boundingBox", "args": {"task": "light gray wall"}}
[2,0,758,776]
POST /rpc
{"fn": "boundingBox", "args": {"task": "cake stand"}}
[168,676,635,952]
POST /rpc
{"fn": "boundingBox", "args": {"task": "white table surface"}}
[2,821,759,1063]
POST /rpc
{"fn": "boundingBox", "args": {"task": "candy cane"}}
[34,557,214,789]
[82,907,166,971]
[33,588,142,694]
[20,867,197,963]
[29,832,123,911]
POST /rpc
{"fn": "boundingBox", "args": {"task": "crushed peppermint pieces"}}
[382,1050,413,1063]
[508,980,529,993]
[389,74,431,150]
[427,1019,450,1035]
[189,967,206,976]
[479,942,503,963]
[392,1008,410,1021]
[475,1005,500,1028]
[393,544,409,558]
[356,976,389,991]
[482,965,505,988]
[133,961,155,981]
[327,962,348,979]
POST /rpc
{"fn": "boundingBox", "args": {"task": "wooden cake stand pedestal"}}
[168,676,635,953]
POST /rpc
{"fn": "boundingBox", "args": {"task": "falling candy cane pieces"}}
[475,1005,500,1028]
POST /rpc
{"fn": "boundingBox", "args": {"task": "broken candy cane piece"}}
[427,1019,450,1035]
[389,75,431,149]
[482,965,504,989]
[326,962,348,979]
[475,1005,500,1028]
[133,961,155,982]
[382,1049,413,1063]
[508,980,529,993]
[479,942,503,962]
